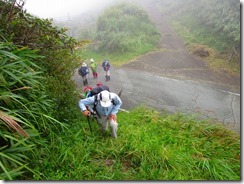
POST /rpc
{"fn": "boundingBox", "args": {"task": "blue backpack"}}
[78,66,88,76]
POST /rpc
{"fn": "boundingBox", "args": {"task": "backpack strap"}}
[93,94,116,118]
[93,94,100,118]
[111,99,116,106]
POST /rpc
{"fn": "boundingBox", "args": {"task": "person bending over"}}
[78,90,122,138]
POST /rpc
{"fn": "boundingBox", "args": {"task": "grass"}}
[76,44,157,67]
[171,21,240,76]
[30,106,240,180]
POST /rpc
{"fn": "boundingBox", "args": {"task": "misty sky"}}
[24,0,115,19]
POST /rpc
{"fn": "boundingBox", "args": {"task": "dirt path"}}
[118,3,240,132]
[122,3,240,93]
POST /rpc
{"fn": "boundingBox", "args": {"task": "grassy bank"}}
[171,21,240,76]
[76,44,157,67]
[31,106,240,180]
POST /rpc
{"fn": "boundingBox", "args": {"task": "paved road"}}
[74,65,240,133]
[74,2,240,133]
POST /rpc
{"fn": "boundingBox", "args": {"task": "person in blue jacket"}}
[78,62,89,86]
[102,59,110,82]
[78,90,122,138]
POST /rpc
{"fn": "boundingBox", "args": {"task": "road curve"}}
[74,64,240,133]
[73,2,240,133]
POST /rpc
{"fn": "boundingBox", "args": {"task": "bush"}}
[94,3,160,53]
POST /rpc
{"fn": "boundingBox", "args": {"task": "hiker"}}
[88,83,109,97]
[89,58,98,79]
[81,86,93,98]
[78,62,89,86]
[102,59,110,82]
[80,82,109,99]
[78,90,122,138]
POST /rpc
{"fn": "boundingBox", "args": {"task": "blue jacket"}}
[78,66,88,76]
[102,60,110,71]
[78,92,122,116]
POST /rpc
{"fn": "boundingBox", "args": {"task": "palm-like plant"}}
[0,37,66,179]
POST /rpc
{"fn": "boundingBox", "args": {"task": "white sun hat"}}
[82,63,86,67]
[99,90,112,107]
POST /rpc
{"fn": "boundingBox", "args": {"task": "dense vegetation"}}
[0,0,84,179]
[0,0,83,121]
[0,0,240,180]
[157,0,240,53]
[94,3,160,53]
[0,36,66,179]
[80,3,160,65]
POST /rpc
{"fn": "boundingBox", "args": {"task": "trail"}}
[73,3,240,133]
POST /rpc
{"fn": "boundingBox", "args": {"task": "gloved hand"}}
[109,114,117,121]
[82,110,90,117]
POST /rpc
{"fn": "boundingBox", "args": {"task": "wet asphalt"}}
[74,65,240,133]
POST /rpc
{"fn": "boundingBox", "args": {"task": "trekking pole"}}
[86,114,92,132]
[119,108,129,113]
[118,88,123,97]
[117,88,130,113]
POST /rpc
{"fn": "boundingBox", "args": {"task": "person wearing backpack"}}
[78,62,89,86]
[78,90,122,138]
[81,86,93,99]
[88,83,110,97]
[80,83,109,99]
[102,59,110,82]
[89,58,98,79]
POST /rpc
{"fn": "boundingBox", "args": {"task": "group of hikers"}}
[78,58,125,139]
[78,58,111,86]
[78,82,123,139]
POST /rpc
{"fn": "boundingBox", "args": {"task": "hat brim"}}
[100,100,112,107]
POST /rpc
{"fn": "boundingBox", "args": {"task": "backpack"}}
[78,66,88,76]
[102,60,110,71]
[90,86,110,97]
[83,85,111,116]
[82,85,109,99]
[93,92,116,118]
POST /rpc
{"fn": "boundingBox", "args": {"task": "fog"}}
[22,0,241,133]
[24,0,117,20]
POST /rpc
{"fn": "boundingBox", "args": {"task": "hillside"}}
[0,0,240,180]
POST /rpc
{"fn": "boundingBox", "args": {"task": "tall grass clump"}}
[0,0,86,123]
[0,1,89,179]
[171,21,240,75]
[31,106,240,180]
[0,38,68,179]
[82,3,161,65]
[167,0,240,74]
